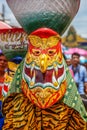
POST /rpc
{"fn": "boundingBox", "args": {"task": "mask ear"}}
[6,0,80,35]
[0,28,28,61]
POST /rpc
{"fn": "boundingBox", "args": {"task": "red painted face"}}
[21,28,67,108]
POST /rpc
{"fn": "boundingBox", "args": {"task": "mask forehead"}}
[29,34,61,47]
[28,35,61,55]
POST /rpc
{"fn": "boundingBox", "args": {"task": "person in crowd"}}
[0,53,19,129]
[0,53,8,129]
[65,57,72,66]
[0,53,8,98]
[69,52,87,94]
[64,54,74,78]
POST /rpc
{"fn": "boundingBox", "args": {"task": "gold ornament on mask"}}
[28,35,61,49]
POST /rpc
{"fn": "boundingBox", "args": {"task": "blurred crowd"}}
[65,52,87,110]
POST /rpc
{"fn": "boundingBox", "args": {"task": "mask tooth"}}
[58,67,66,83]
[30,62,35,76]
[55,67,58,76]
[53,63,58,76]
[30,70,35,86]
[52,71,58,87]
[23,65,31,85]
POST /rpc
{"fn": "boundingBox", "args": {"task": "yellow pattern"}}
[28,35,61,49]
[2,93,87,130]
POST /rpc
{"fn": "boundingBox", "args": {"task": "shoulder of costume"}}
[7,59,25,96]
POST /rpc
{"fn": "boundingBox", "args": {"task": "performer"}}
[2,0,87,129]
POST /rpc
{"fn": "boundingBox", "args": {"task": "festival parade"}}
[0,0,87,129]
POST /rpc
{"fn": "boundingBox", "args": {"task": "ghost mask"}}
[21,28,67,108]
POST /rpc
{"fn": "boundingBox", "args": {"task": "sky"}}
[0,0,87,38]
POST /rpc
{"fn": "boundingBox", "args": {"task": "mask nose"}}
[39,54,49,73]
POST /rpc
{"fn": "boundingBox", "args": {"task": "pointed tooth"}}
[58,68,66,83]
[53,63,58,76]
[30,63,35,75]
[23,67,31,83]
[54,67,58,76]
[30,70,35,86]
[32,70,35,82]
[55,68,58,76]
[52,71,58,87]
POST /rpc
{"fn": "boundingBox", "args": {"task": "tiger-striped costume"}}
[2,93,87,130]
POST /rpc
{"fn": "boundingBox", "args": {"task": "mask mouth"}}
[22,60,66,90]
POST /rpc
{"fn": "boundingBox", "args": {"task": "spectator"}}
[0,53,8,76]
[0,53,8,98]
[64,55,74,78]
[0,53,8,129]
[69,52,87,94]
[65,57,72,66]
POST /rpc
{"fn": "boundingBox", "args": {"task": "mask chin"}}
[21,77,67,108]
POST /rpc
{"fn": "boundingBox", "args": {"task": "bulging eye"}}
[48,49,56,56]
[32,49,41,56]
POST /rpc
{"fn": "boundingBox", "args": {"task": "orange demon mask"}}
[21,28,67,108]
